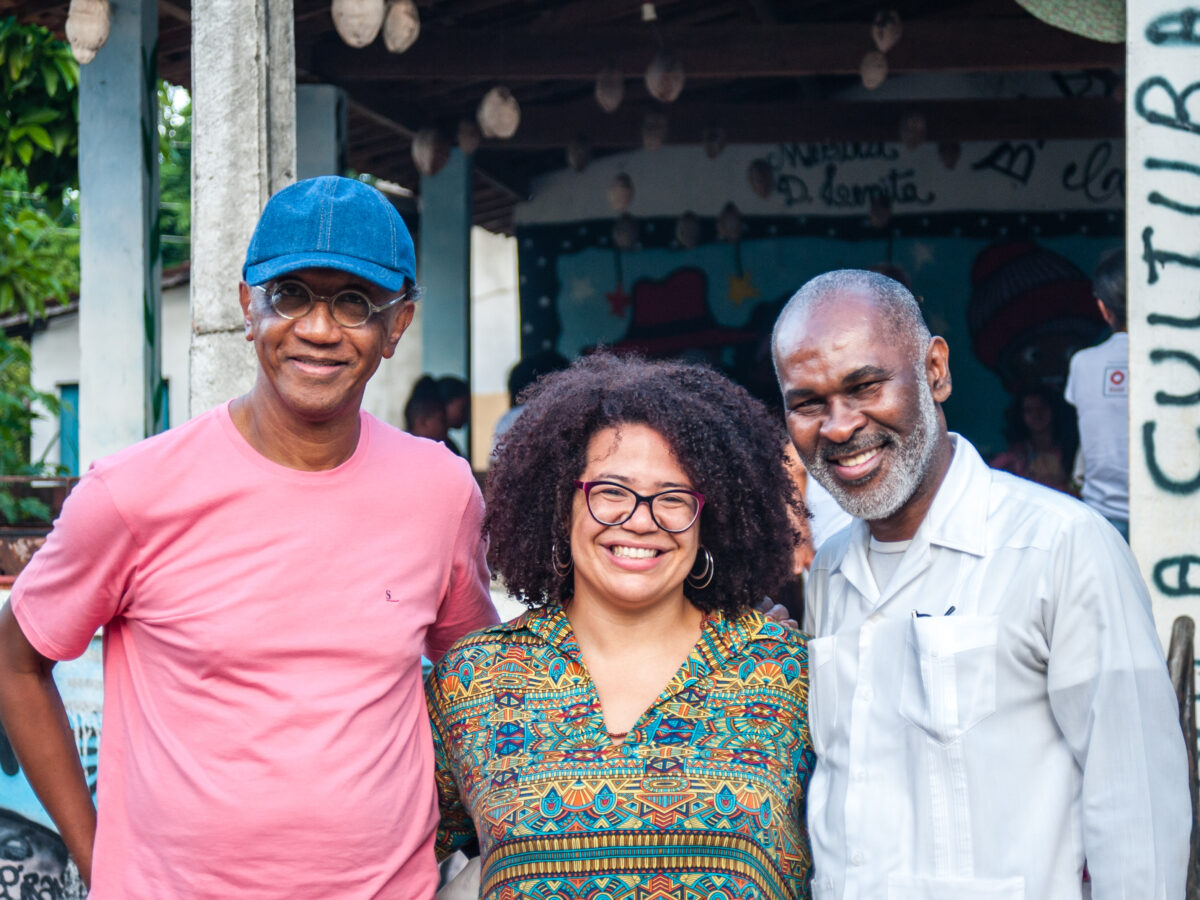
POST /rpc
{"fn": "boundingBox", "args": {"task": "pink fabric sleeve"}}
[10,469,138,660]
[425,481,497,662]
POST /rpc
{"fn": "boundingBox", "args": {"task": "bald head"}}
[772,269,931,374]
[771,268,953,539]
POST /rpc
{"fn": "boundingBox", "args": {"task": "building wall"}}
[469,226,520,465]
[30,284,192,470]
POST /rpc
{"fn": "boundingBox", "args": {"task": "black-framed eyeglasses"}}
[574,480,705,533]
[256,280,408,328]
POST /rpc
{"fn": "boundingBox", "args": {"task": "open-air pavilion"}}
[3,0,1195,637]
[0,1,1199,893]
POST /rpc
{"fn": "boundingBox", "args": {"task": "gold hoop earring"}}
[552,541,573,577]
[686,546,714,590]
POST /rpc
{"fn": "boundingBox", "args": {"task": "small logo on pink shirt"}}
[385,589,398,602]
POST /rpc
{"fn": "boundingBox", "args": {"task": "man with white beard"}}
[772,269,1189,900]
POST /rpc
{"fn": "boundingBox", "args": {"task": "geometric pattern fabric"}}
[427,607,814,899]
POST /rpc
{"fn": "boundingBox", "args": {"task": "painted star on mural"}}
[728,271,760,306]
[911,241,935,270]
[606,287,632,317]
[568,276,598,304]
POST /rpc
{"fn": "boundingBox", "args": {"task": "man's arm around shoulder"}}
[0,604,96,887]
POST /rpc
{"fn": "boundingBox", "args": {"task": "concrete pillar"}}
[190,0,296,416]
[296,84,348,179]
[1126,1,1200,645]
[77,0,159,468]
[419,150,473,448]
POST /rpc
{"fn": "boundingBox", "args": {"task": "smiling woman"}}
[426,353,814,900]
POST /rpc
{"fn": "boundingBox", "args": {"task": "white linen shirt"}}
[804,435,1189,900]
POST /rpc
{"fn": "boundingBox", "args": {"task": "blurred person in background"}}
[1065,248,1129,539]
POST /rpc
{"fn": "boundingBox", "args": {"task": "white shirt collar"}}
[829,433,990,599]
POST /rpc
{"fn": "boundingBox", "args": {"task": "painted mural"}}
[0,633,99,899]
[515,138,1123,456]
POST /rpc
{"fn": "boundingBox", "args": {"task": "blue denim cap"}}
[242,176,415,292]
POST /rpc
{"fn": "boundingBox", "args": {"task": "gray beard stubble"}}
[804,367,940,521]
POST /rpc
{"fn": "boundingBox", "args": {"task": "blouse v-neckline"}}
[526,605,738,749]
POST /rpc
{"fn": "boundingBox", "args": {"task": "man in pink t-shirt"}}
[0,176,498,898]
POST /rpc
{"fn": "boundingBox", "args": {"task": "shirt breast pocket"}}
[808,634,838,758]
[899,615,998,744]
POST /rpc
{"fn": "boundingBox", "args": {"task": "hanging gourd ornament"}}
[859,50,888,91]
[642,112,668,152]
[747,159,774,199]
[702,126,727,160]
[595,66,625,113]
[477,87,521,139]
[899,112,927,150]
[457,120,481,156]
[383,0,420,54]
[332,0,386,48]
[613,214,640,251]
[938,141,962,170]
[411,128,450,177]
[65,0,111,64]
[567,135,592,173]
[675,212,701,249]
[644,50,686,103]
[717,202,743,243]
[607,174,635,213]
[872,9,904,53]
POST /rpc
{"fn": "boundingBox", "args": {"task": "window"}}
[59,383,79,476]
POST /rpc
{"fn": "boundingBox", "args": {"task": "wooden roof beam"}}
[469,96,1123,147]
[307,19,1122,82]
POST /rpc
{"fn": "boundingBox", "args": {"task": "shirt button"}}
[860,687,874,703]
[853,767,867,782]
[850,850,866,866]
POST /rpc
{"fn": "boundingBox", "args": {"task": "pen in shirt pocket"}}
[911,605,956,619]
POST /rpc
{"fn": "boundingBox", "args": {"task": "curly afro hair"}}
[485,352,806,617]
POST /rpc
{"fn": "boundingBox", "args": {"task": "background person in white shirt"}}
[1065,249,1130,540]
[772,269,1188,900]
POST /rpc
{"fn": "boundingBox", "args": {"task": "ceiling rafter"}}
[308,20,1122,82]
[471,96,1123,148]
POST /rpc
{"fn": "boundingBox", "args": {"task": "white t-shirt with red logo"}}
[1065,331,1129,521]
[12,403,497,899]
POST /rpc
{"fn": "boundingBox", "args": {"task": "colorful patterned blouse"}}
[426,606,815,900]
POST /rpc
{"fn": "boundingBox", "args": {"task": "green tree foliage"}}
[0,18,80,318]
[0,19,192,516]
[0,168,79,318]
[158,82,191,269]
[0,16,79,203]
[0,334,61,521]
[0,18,76,512]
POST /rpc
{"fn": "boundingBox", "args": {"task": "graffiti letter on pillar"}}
[1134,76,1200,135]
[1141,226,1200,284]
[1148,311,1200,327]
[1150,348,1200,404]
[1153,556,1200,596]
[1146,8,1200,45]
[1142,421,1200,493]
[1145,158,1200,215]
